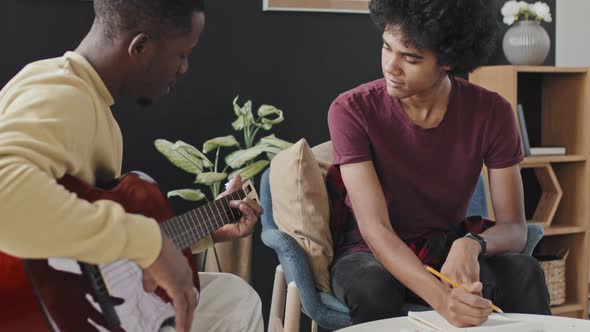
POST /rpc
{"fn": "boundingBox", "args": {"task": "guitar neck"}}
[160,189,246,249]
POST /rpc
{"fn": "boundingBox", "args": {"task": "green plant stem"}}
[243,117,251,149]
[214,147,221,172]
[250,127,261,146]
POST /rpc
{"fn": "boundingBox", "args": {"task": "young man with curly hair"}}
[327,0,551,327]
[0,1,263,331]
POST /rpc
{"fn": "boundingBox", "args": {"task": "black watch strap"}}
[464,232,487,257]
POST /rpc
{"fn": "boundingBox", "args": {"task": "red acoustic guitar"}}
[0,171,257,332]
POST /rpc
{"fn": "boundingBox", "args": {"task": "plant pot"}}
[502,20,550,65]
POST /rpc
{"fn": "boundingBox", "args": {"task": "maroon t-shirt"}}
[327,77,523,243]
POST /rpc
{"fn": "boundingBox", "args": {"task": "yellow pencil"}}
[425,265,504,313]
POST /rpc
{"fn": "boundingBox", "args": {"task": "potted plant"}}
[154,96,292,281]
[155,96,291,201]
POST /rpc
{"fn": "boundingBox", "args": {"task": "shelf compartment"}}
[520,163,562,227]
[535,233,588,319]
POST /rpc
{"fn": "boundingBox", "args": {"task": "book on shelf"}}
[529,147,566,156]
[517,104,566,157]
[517,104,531,156]
[408,310,544,331]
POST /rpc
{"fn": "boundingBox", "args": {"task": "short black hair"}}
[369,0,498,74]
[94,0,205,40]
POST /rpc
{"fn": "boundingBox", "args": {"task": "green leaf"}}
[155,139,203,174]
[194,172,228,185]
[232,115,245,130]
[171,140,213,168]
[241,100,253,116]
[233,97,254,126]
[264,145,282,155]
[202,135,239,153]
[225,145,280,169]
[232,95,241,117]
[259,134,293,150]
[255,121,273,130]
[154,138,174,153]
[167,189,206,201]
[257,105,284,125]
[243,101,255,126]
[228,160,270,179]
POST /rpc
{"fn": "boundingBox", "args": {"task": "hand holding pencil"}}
[425,265,504,313]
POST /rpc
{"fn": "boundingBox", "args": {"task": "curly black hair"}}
[94,0,205,40]
[369,0,498,74]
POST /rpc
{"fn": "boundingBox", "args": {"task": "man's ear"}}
[128,33,154,61]
[441,64,451,72]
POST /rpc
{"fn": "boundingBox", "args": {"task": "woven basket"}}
[537,249,568,306]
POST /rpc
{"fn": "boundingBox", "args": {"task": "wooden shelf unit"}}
[469,66,590,319]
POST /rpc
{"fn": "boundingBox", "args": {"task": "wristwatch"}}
[464,232,487,257]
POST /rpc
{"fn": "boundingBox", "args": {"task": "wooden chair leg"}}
[284,281,301,332]
[311,320,318,332]
[268,265,286,332]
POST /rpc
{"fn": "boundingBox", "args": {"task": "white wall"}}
[556,0,590,66]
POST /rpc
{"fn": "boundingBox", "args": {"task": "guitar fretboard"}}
[160,189,246,249]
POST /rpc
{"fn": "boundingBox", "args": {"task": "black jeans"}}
[330,251,551,325]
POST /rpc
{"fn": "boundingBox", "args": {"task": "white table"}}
[336,313,590,331]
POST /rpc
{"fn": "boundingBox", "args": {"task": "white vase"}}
[502,20,550,65]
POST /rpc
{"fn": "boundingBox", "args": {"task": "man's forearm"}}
[480,222,527,256]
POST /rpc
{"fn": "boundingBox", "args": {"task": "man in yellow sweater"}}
[0,1,263,331]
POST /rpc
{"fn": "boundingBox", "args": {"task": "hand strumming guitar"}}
[142,235,196,332]
[211,175,264,243]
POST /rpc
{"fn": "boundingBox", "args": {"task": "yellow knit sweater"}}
[0,52,211,268]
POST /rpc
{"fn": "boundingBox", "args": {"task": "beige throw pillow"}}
[311,141,333,178]
[269,139,333,292]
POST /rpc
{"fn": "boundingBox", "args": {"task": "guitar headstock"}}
[240,179,259,204]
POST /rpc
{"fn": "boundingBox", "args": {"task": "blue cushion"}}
[523,223,544,256]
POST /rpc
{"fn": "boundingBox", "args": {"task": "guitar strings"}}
[162,189,247,249]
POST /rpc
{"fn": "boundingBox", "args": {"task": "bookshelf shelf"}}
[522,155,586,167]
[551,302,585,316]
[470,65,590,319]
[484,65,588,74]
[542,225,586,236]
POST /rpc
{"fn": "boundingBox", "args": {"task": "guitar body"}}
[0,254,49,331]
[0,172,200,332]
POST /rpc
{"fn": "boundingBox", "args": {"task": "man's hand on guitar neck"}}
[211,175,264,243]
[143,235,196,332]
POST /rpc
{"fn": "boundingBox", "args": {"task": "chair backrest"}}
[260,168,352,330]
[260,168,278,231]
[466,174,489,218]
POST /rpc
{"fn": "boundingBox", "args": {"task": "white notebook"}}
[408,311,544,332]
